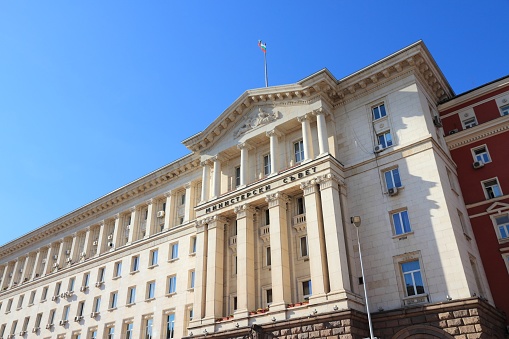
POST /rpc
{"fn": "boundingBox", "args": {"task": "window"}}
[180,192,186,205]
[9,320,17,336]
[168,275,177,294]
[17,294,24,309]
[296,197,305,215]
[90,330,97,339]
[131,256,140,272]
[384,168,402,190]
[165,313,175,339]
[500,104,509,116]
[235,166,241,187]
[149,249,158,266]
[144,318,153,339]
[266,288,273,306]
[263,154,271,176]
[503,254,509,273]
[265,246,271,267]
[457,210,469,236]
[83,273,90,288]
[483,178,502,199]
[299,236,309,258]
[54,282,62,296]
[22,316,29,332]
[35,313,42,329]
[146,281,156,299]
[93,296,101,313]
[6,298,12,312]
[372,103,387,120]
[446,168,457,192]
[391,210,412,235]
[63,305,70,321]
[263,209,270,226]
[463,116,477,129]
[127,287,136,305]
[106,326,115,339]
[125,323,134,339]
[190,236,197,254]
[302,280,312,300]
[97,267,105,283]
[495,214,509,241]
[77,301,85,317]
[48,309,56,325]
[41,286,48,301]
[377,131,393,148]
[114,261,122,278]
[401,260,425,296]
[0,324,5,337]
[68,277,75,292]
[170,243,179,260]
[109,291,118,309]
[189,270,195,289]
[472,145,491,163]
[294,140,304,163]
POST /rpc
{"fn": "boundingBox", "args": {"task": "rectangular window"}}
[109,291,118,309]
[49,309,56,325]
[150,249,158,266]
[29,290,36,305]
[392,210,412,235]
[170,243,179,260]
[6,299,13,312]
[54,282,62,296]
[483,178,502,199]
[68,277,75,292]
[127,287,136,304]
[263,154,271,176]
[41,286,48,301]
[63,305,70,321]
[131,256,140,272]
[266,288,273,305]
[83,273,90,288]
[384,168,402,190]
[77,301,85,317]
[17,294,24,309]
[458,210,469,236]
[446,168,457,192]
[263,209,270,226]
[401,260,425,296]
[0,324,5,337]
[125,323,133,339]
[147,281,156,299]
[93,296,101,313]
[98,267,105,282]
[377,131,393,148]
[9,320,17,336]
[265,246,271,267]
[500,104,509,116]
[503,254,509,273]
[472,145,491,163]
[294,140,304,163]
[35,313,42,328]
[22,316,29,332]
[106,326,115,339]
[300,236,309,258]
[165,313,175,339]
[114,261,122,278]
[372,103,387,120]
[190,236,197,254]
[463,116,477,128]
[495,214,509,241]
[296,197,305,215]
[144,318,153,339]
[90,330,97,339]
[235,166,241,187]
[168,275,177,294]
[180,192,186,205]
[189,270,195,289]
[302,280,312,300]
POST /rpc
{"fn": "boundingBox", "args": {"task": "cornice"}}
[446,115,509,150]
[0,153,201,259]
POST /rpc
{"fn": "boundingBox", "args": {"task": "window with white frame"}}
[125,322,134,339]
[463,116,477,129]
[294,140,304,163]
[41,286,48,301]
[494,214,509,241]
[457,209,469,237]
[82,273,90,288]
[483,178,502,199]
[89,329,98,339]
[68,277,75,292]
[77,301,85,317]
[263,154,271,176]
[93,296,101,313]
[372,103,387,120]
[109,291,118,309]
[401,260,425,296]
[131,256,140,272]
[144,317,153,339]
[472,145,491,163]
[49,309,56,325]
[127,286,136,305]
[54,282,62,296]
[391,209,412,236]
[299,235,309,258]
[114,261,122,278]
[301,279,312,301]
[0,324,5,338]
[384,167,402,190]
[500,104,509,116]
[106,326,114,339]
[35,313,42,329]
[22,316,29,332]
[190,236,197,254]
[17,294,24,309]
[165,312,175,339]
[170,243,179,260]
[149,249,158,266]
[188,270,195,289]
[235,166,241,187]
[377,131,393,148]
[167,275,177,294]
[6,298,12,312]
[9,320,17,336]
[146,281,156,299]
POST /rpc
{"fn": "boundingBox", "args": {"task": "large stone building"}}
[0,41,506,339]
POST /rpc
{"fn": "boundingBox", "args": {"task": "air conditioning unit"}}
[374,144,385,153]
[32,327,40,333]
[66,291,73,297]
[74,316,83,322]
[19,331,26,336]
[51,295,58,301]
[66,258,72,263]
[388,187,399,196]
[79,286,89,292]
[107,242,114,247]
[448,129,459,135]
[107,234,114,240]
[45,324,53,329]
[93,240,98,246]
[52,263,59,268]
[95,281,103,288]
[157,211,165,218]
[60,293,66,298]
[473,160,485,169]
[90,312,98,318]
[53,255,58,260]
[59,320,68,326]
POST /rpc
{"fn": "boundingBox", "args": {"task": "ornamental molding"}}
[234,204,257,218]
[265,192,291,208]
[300,179,317,195]
[446,116,509,150]
[235,107,281,138]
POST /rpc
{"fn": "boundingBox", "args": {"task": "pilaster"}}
[266,129,282,175]
[127,206,139,244]
[30,250,41,280]
[191,220,208,324]
[237,142,253,187]
[211,155,222,199]
[297,114,314,162]
[200,160,211,203]
[313,108,329,156]
[8,259,20,289]
[69,234,78,263]
[96,221,106,256]
[111,214,121,251]
[145,199,156,238]
[163,191,175,230]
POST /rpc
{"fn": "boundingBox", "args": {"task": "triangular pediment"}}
[486,202,509,214]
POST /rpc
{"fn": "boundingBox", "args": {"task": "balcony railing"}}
[292,213,306,232]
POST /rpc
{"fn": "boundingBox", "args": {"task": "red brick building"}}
[439,75,509,324]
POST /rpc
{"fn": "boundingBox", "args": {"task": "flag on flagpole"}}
[258,40,267,53]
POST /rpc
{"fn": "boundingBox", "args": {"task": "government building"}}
[0,41,507,339]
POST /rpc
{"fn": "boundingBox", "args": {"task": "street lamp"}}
[351,216,377,339]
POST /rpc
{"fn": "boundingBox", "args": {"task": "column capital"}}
[145,198,154,206]
[164,190,174,198]
[185,181,197,190]
[200,159,212,167]
[237,142,253,151]
[113,213,120,220]
[315,173,343,190]
[265,192,291,208]
[312,107,328,116]
[297,113,312,123]
[234,204,257,219]
[300,179,318,195]
[129,206,137,213]
[211,154,227,162]
[266,128,283,138]
[98,220,105,227]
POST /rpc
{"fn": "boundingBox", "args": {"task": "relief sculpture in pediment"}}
[235,107,280,138]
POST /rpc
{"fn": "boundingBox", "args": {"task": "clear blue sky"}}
[1,1,507,246]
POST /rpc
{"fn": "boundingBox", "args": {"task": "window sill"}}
[402,294,428,306]
[129,270,139,275]
[187,288,195,292]
[16,307,22,311]
[112,276,121,280]
[40,299,47,303]
[392,231,414,240]
[126,303,136,307]
[168,258,179,263]
[148,264,158,270]
[165,292,176,298]
[108,307,117,312]
[145,297,155,302]
[498,237,509,245]
[189,252,196,257]
[28,303,34,307]
[297,256,309,262]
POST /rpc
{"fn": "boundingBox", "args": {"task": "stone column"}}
[205,215,227,321]
[96,221,106,256]
[266,192,292,311]
[266,129,282,175]
[0,263,11,290]
[127,206,139,244]
[111,214,121,251]
[30,250,41,280]
[316,174,351,295]
[163,191,175,230]
[297,114,314,162]
[55,240,65,270]
[83,227,93,259]
[234,204,256,316]
[191,220,208,324]
[145,199,156,238]
[300,179,329,303]
[200,160,211,203]
[8,259,20,288]
[69,234,78,263]
[237,142,252,187]
[19,255,30,283]
[184,182,196,223]
[313,108,329,156]
[211,155,222,199]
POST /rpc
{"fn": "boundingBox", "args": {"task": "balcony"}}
[259,225,270,243]
[229,235,237,252]
[292,213,306,232]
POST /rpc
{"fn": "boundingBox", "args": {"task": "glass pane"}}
[401,261,420,272]
[385,171,394,189]
[393,169,401,187]
[403,272,415,296]
[380,104,386,117]
[393,213,403,235]
[500,226,508,239]
[385,132,393,146]
[401,211,411,233]
[414,271,424,294]
[496,215,509,225]
[373,106,380,120]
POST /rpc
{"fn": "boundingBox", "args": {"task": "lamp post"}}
[351,216,376,339]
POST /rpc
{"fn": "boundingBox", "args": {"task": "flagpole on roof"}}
[258,40,268,87]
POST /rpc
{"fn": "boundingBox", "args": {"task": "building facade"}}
[439,76,509,324]
[0,41,506,339]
